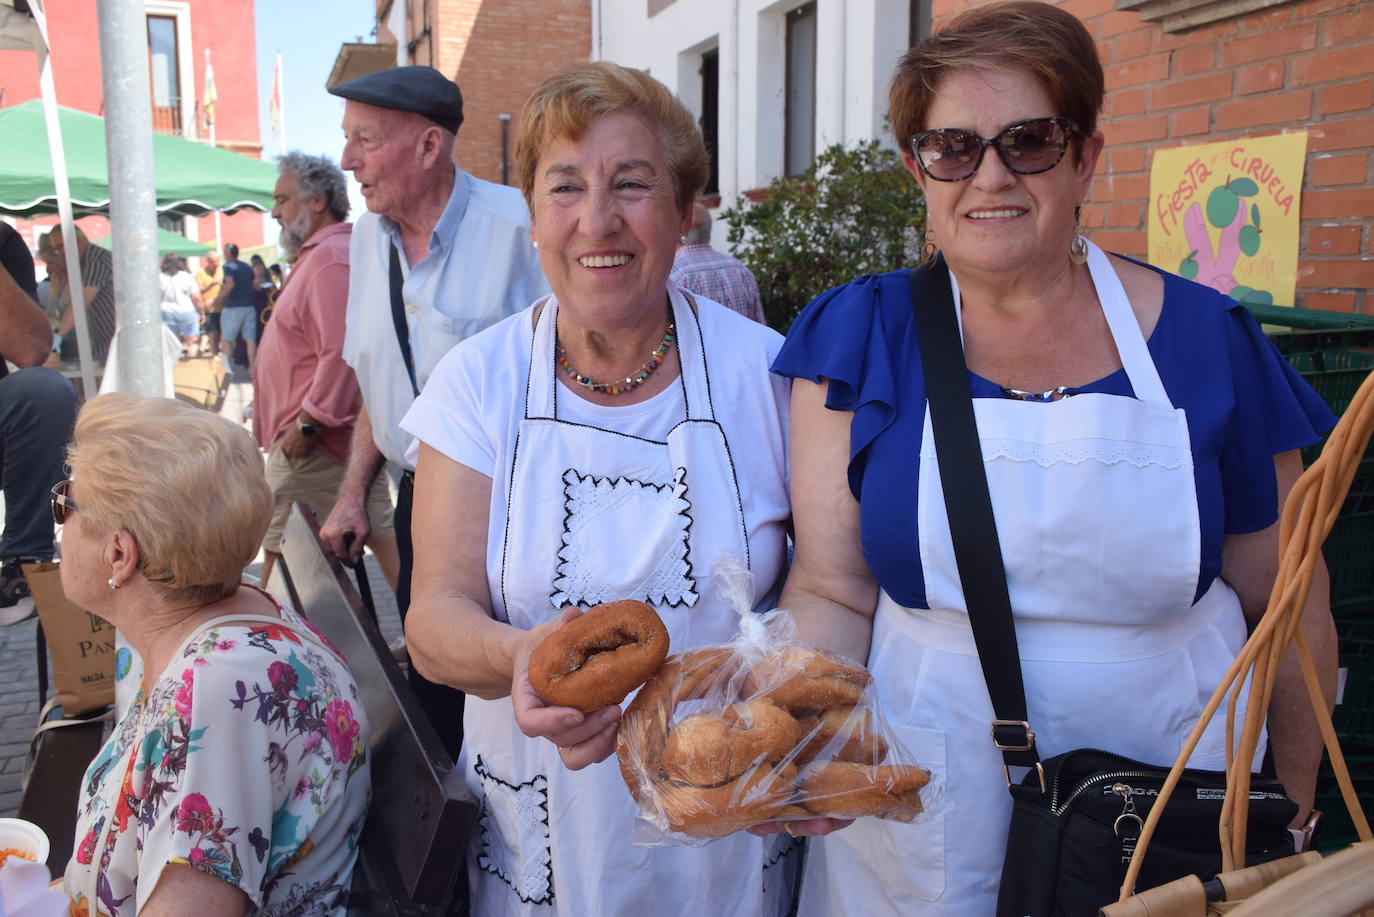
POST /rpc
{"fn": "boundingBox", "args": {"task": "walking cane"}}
[342,533,377,624]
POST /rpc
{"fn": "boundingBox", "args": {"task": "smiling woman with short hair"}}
[400,62,796,915]
[766,3,1339,914]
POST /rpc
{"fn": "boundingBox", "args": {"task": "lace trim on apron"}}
[980,438,1191,470]
[474,755,554,906]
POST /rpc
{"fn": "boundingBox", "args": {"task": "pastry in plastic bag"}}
[616,555,945,844]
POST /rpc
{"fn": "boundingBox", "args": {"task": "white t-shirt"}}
[158,270,199,318]
[400,293,791,593]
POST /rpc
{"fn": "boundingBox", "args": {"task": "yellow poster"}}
[1148,133,1306,307]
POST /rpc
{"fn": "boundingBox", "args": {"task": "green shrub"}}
[723,138,926,332]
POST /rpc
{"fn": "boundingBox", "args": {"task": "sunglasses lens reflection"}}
[999,120,1069,172]
[51,480,73,525]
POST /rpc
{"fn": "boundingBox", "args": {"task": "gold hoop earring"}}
[921,226,939,267]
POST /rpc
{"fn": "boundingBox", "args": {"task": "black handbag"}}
[907,259,1297,917]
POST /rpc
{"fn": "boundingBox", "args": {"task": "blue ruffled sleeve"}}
[773,271,932,607]
[772,271,917,501]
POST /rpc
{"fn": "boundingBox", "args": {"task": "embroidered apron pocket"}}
[473,756,554,906]
[550,466,696,609]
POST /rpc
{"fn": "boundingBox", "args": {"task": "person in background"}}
[765,4,1337,913]
[267,263,285,310]
[250,253,274,330]
[253,151,400,592]
[320,65,547,759]
[213,242,257,371]
[0,222,76,622]
[58,393,370,916]
[402,61,795,915]
[158,253,204,357]
[37,226,117,363]
[195,250,224,356]
[670,202,765,324]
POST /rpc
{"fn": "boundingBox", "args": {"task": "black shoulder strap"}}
[389,244,421,398]
[908,257,1040,773]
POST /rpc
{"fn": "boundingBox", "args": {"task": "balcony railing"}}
[151,103,182,136]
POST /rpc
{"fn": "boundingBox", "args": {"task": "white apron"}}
[799,243,1261,917]
[464,287,797,915]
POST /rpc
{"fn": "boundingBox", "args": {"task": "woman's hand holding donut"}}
[512,607,624,770]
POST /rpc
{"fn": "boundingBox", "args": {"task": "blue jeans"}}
[0,367,77,561]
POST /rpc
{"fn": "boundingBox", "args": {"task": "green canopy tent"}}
[92,226,213,258]
[0,100,277,218]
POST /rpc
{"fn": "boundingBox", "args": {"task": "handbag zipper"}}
[1053,769,1159,815]
[1048,748,1288,816]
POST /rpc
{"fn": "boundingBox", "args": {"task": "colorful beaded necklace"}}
[556,320,677,395]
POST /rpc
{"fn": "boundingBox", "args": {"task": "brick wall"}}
[932,0,1373,313]
[407,0,590,186]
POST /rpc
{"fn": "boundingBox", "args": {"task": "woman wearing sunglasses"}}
[764,3,1336,914]
[54,394,370,917]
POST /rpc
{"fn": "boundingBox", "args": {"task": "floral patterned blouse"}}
[64,595,371,916]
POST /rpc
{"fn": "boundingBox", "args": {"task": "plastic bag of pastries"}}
[616,555,946,844]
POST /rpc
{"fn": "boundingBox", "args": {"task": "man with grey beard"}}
[251,151,400,590]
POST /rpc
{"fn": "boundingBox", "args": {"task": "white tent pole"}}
[96,0,163,396]
[28,0,95,397]
[277,52,287,151]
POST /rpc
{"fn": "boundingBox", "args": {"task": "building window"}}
[909,0,931,46]
[146,14,181,134]
[700,48,720,195]
[784,2,817,177]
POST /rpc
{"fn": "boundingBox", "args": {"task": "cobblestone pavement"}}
[0,365,404,819]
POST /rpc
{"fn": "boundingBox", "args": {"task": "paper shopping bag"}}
[23,562,115,715]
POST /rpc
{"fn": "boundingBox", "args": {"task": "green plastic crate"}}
[1313,751,1373,853]
[1326,460,1374,619]
[1332,620,1374,745]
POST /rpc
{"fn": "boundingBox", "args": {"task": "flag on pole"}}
[202,48,217,132]
[269,53,283,136]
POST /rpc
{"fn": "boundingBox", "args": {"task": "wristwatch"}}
[298,420,319,437]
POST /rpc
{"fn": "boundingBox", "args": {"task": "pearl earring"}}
[107,576,120,590]
[532,240,539,251]
[679,234,688,245]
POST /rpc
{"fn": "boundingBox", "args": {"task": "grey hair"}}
[685,203,712,245]
[277,151,350,221]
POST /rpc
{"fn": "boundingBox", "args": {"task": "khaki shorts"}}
[263,439,396,553]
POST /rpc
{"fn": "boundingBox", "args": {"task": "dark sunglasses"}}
[51,479,78,525]
[909,117,1079,183]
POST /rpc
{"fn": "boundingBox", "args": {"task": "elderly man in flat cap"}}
[322,65,548,759]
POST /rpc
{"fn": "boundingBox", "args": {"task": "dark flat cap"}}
[328,66,463,133]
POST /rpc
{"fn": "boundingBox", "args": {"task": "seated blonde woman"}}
[57,394,370,917]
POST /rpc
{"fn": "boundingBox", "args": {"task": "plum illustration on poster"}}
[1148,133,1306,307]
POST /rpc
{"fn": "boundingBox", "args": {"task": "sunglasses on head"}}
[51,479,77,525]
[910,117,1079,183]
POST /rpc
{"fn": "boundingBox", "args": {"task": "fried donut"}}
[795,705,889,764]
[527,600,669,712]
[798,761,931,822]
[618,647,743,807]
[742,647,871,716]
[659,763,799,837]
[661,699,802,786]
